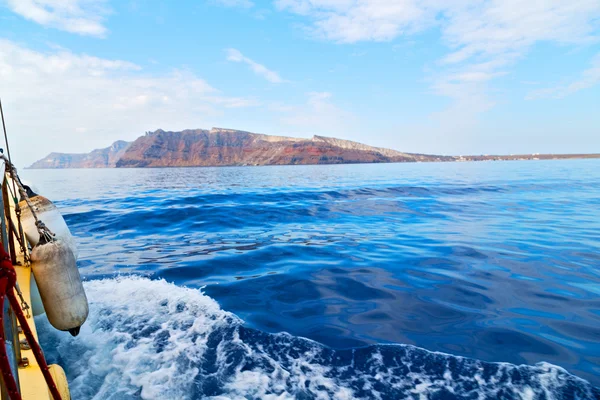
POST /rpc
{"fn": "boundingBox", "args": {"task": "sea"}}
[21,159,600,400]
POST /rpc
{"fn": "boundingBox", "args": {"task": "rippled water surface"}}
[22,160,600,399]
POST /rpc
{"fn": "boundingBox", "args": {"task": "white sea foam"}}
[39,276,239,399]
[36,276,598,400]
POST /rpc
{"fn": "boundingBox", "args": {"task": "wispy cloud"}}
[5,0,110,37]
[443,1,600,63]
[0,40,259,165]
[274,0,431,43]
[527,53,600,99]
[276,91,355,135]
[275,0,600,124]
[211,0,254,8]
[225,48,286,83]
[275,0,600,48]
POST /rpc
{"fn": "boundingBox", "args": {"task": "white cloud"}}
[275,0,432,43]
[275,0,600,127]
[275,0,600,48]
[5,0,110,37]
[225,48,286,83]
[212,0,254,8]
[527,53,600,99]
[0,40,259,166]
[276,91,356,135]
[440,0,600,65]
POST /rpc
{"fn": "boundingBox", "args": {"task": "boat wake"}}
[37,277,599,400]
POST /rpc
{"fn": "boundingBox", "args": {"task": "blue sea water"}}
[22,160,600,399]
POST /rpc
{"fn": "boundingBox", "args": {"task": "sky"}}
[0,0,599,166]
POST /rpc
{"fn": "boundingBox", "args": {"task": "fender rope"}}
[0,155,55,243]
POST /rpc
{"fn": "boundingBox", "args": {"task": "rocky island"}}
[28,128,600,169]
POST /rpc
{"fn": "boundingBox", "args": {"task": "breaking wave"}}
[38,277,599,400]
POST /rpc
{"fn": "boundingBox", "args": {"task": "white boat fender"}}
[30,239,88,336]
[30,275,46,317]
[18,195,78,259]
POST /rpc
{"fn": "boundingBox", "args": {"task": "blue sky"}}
[0,0,599,166]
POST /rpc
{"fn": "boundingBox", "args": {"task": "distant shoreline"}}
[27,128,600,169]
[26,153,600,169]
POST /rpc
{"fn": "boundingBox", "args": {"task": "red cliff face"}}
[114,128,422,168]
[28,128,599,169]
